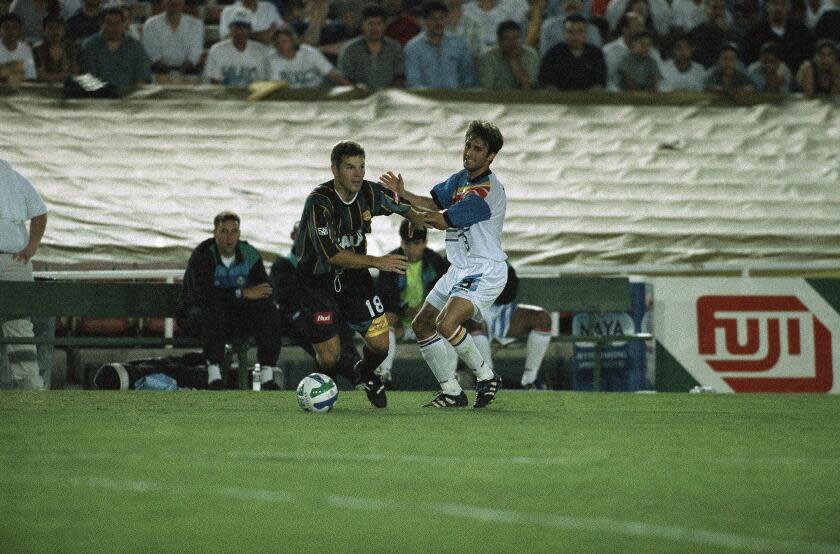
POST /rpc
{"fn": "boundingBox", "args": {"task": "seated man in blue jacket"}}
[177,211,281,389]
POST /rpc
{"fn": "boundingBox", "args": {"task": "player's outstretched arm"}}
[379,171,439,212]
[329,249,408,274]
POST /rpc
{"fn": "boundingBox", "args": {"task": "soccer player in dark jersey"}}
[293,140,424,408]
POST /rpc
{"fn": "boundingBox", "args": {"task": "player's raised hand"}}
[379,171,405,196]
[377,253,409,274]
[423,210,449,230]
[405,209,426,237]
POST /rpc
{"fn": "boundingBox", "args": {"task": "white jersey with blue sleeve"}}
[430,169,507,268]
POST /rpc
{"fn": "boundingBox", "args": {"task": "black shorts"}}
[297,269,386,344]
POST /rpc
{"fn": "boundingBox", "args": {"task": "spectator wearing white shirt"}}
[463,0,529,50]
[203,10,266,86]
[220,0,283,45]
[142,0,203,76]
[747,40,792,93]
[660,33,706,91]
[262,24,351,87]
[0,13,36,82]
[602,11,662,90]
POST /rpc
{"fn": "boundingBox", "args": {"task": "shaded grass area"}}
[1,391,840,553]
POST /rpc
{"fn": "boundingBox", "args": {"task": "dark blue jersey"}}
[294,178,409,276]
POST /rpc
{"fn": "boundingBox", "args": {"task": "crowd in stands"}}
[2,0,839,94]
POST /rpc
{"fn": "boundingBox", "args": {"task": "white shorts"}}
[425,259,508,325]
[487,302,518,346]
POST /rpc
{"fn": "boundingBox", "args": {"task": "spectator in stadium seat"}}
[404,0,477,88]
[688,0,740,68]
[479,19,538,89]
[602,11,662,90]
[269,221,361,385]
[375,220,452,383]
[203,10,266,86]
[618,30,660,91]
[747,41,792,93]
[795,38,840,95]
[0,159,47,390]
[33,15,78,83]
[263,24,352,87]
[445,0,484,63]
[337,3,405,90]
[66,0,101,43]
[539,0,602,58]
[537,14,606,90]
[703,40,754,94]
[740,0,813,74]
[605,0,671,39]
[813,0,840,43]
[484,263,553,389]
[9,0,54,44]
[383,0,421,45]
[0,12,36,82]
[219,0,283,45]
[659,33,705,91]
[141,0,204,77]
[177,211,281,390]
[463,0,529,51]
[79,6,151,89]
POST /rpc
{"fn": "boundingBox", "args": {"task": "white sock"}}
[419,334,461,395]
[377,328,396,374]
[207,363,221,383]
[260,366,274,383]
[471,333,494,371]
[448,327,493,381]
[521,330,552,386]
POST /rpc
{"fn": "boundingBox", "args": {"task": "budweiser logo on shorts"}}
[314,312,333,325]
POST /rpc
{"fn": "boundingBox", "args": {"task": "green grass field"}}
[2,390,840,553]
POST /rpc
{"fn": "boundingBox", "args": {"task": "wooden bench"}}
[0,281,252,389]
[516,276,652,390]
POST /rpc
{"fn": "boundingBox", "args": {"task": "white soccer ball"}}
[296,373,338,412]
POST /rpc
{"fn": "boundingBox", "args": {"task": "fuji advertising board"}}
[652,278,840,393]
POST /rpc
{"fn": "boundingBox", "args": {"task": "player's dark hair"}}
[399,219,427,242]
[331,141,365,167]
[496,20,521,41]
[465,121,503,156]
[213,211,240,229]
[361,3,388,21]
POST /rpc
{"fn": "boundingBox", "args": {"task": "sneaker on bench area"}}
[423,390,468,408]
[474,374,501,409]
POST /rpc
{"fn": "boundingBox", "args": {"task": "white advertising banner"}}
[652,278,840,393]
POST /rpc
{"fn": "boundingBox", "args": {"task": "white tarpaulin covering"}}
[3,87,840,270]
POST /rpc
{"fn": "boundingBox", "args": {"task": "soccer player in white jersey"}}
[380,120,507,408]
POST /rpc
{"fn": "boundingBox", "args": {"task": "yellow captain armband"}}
[364,314,390,339]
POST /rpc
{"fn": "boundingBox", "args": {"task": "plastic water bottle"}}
[252,363,261,391]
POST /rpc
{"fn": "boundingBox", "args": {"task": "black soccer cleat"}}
[362,376,387,408]
[423,390,468,408]
[474,374,502,409]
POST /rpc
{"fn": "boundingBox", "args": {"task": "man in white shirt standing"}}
[380,121,508,409]
[0,13,36,83]
[142,0,204,77]
[203,9,266,86]
[219,0,283,44]
[0,159,47,390]
[602,11,663,91]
